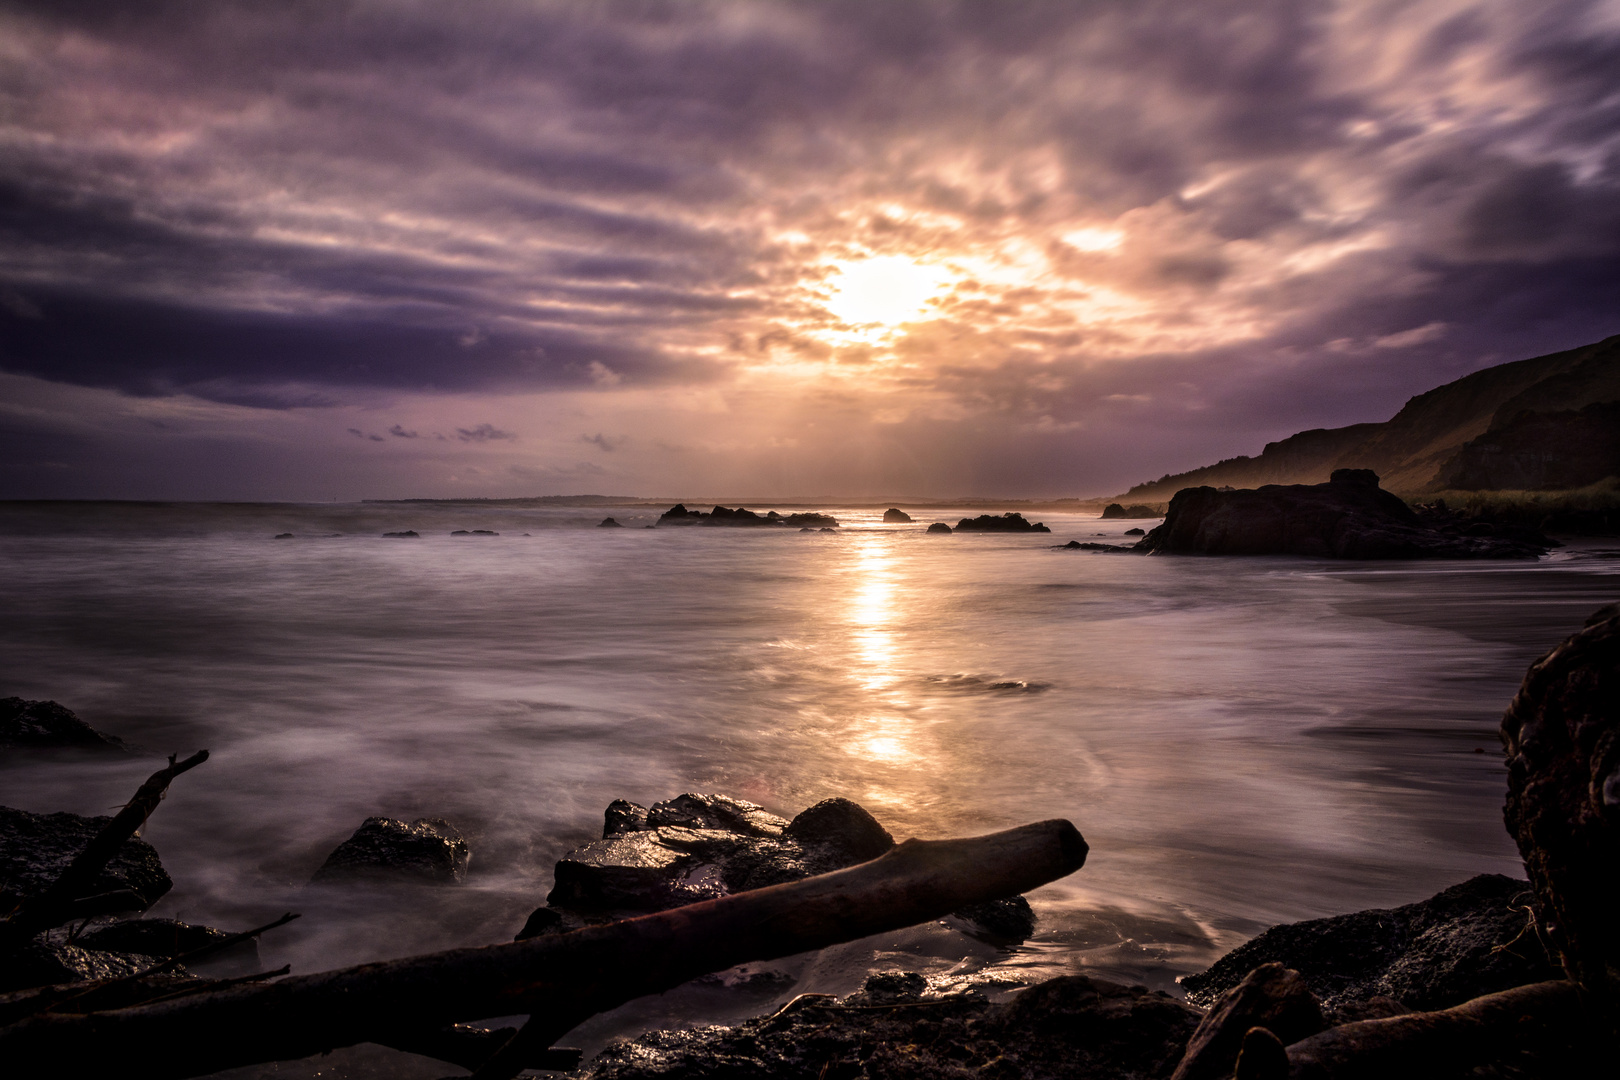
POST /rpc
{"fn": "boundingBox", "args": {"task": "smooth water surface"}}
[2,501,1617,1048]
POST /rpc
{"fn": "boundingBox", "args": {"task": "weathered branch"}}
[1,750,209,946]
[1283,979,1600,1078]
[0,818,1087,1079]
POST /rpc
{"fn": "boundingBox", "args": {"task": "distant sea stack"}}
[953,513,1050,533]
[1109,334,1620,501]
[656,505,838,529]
[882,508,913,523]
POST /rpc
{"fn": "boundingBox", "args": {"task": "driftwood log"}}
[0,818,1088,1079]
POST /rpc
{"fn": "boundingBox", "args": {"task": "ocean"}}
[2,501,1616,1055]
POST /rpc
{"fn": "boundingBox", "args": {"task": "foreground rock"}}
[657,505,839,529]
[1135,469,1549,558]
[77,918,260,971]
[581,971,1199,1080]
[0,698,126,752]
[311,817,470,884]
[1501,601,1620,996]
[0,806,171,914]
[1179,874,1559,1018]
[0,938,186,995]
[520,794,1034,942]
[953,512,1051,533]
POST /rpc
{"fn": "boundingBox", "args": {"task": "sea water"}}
[2,502,1616,1051]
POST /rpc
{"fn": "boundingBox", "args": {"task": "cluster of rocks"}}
[519,793,1035,943]
[657,505,839,529]
[1101,503,1162,519]
[1,697,128,753]
[1132,469,1551,559]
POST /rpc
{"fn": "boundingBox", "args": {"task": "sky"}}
[2,0,1619,501]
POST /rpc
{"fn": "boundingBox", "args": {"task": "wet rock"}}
[1136,470,1548,558]
[0,938,182,994]
[953,513,1051,533]
[1,698,127,752]
[76,918,259,971]
[926,522,952,534]
[599,517,624,528]
[1170,963,1324,1080]
[1179,874,1560,1018]
[1101,503,1161,519]
[0,806,171,913]
[1059,541,1134,552]
[311,817,470,885]
[580,972,1200,1080]
[1125,527,1146,535]
[382,530,419,538]
[883,508,913,523]
[1501,603,1620,994]
[523,794,1035,943]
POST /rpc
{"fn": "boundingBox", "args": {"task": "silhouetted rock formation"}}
[1501,602,1620,997]
[883,508,913,522]
[926,522,952,534]
[0,806,171,913]
[1437,400,1620,491]
[657,505,839,528]
[1,698,126,752]
[598,517,623,527]
[1179,875,1559,1019]
[381,530,419,537]
[1134,470,1549,558]
[581,972,1200,1080]
[520,793,1034,943]
[1101,503,1160,519]
[312,817,470,885]
[953,512,1050,533]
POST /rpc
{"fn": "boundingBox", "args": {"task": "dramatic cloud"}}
[1,0,1617,498]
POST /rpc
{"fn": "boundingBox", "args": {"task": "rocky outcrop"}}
[0,698,127,752]
[311,817,470,885]
[1059,540,1134,552]
[0,938,182,995]
[1178,875,1559,1018]
[1501,602,1620,996]
[580,971,1200,1080]
[1101,503,1160,519]
[953,513,1051,533]
[598,517,624,527]
[926,522,952,534]
[657,506,839,529]
[1134,470,1549,558]
[381,530,419,538]
[0,807,171,914]
[520,794,1035,943]
[882,508,913,523]
[1438,400,1620,491]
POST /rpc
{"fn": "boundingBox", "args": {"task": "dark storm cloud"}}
[0,0,1616,499]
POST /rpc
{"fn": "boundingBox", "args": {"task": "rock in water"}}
[1135,469,1549,558]
[953,512,1051,533]
[1501,602,1620,995]
[926,522,952,533]
[76,918,260,970]
[0,698,127,751]
[598,517,624,527]
[0,939,179,994]
[0,806,171,913]
[1178,875,1560,1017]
[311,817,470,884]
[882,508,913,523]
[523,793,1035,942]
[580,972,1199,1080]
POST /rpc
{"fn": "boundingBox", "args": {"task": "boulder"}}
[311,817,470,885]
[0,938,183,995]
[926,522,952,534]
[598,517,624,528]
[1135,470,1549,558]
[1124,527,1146,535]
[76,918,260,971]
[953,513,1051,533]
[882,508,913,523]
[1178,875,1560,1018]
[1501,602,1620,995]
[580,972,1200,1080]
[0,806,171,914]
[1170,963,1325,1080]
[0,698,127,752]
[522,794,1035,943]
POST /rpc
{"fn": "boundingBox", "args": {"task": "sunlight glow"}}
[1062,227,1125,252]
[825,256,953,328]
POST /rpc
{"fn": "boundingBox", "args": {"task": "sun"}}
[824,255,953,328]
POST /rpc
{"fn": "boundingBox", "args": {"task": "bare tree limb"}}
[1,750,209,946]
[0,818,1087,1079]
